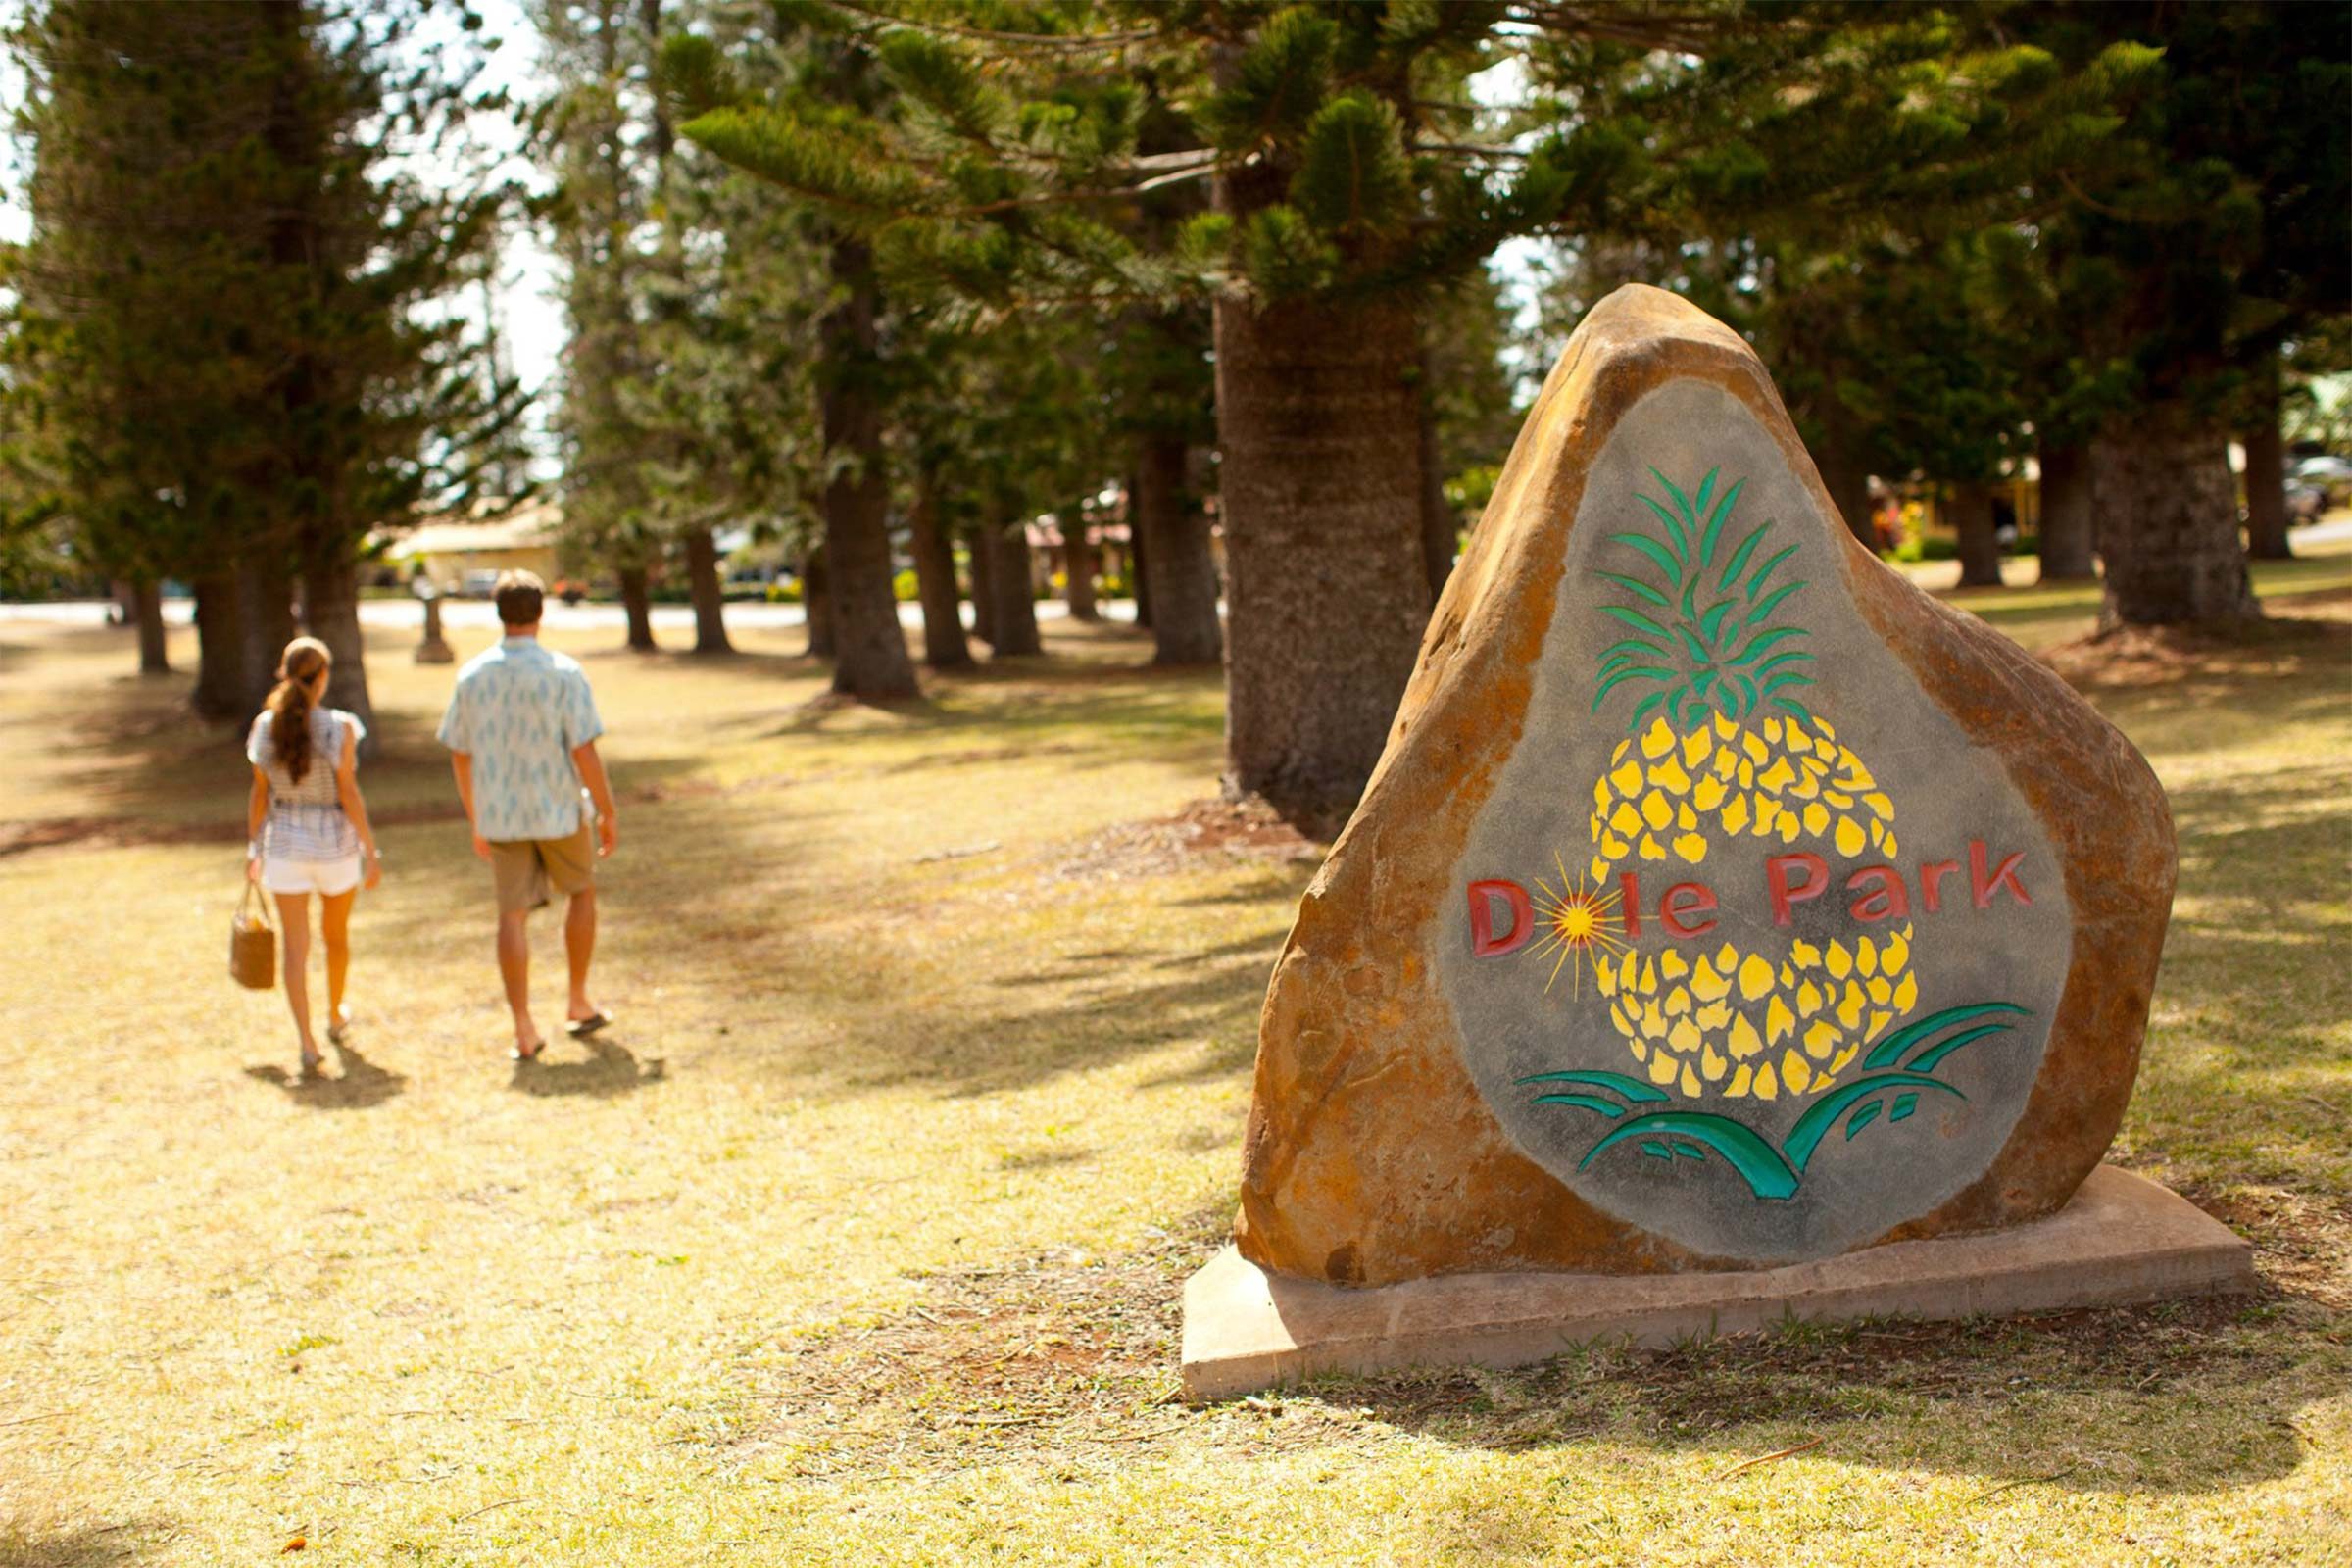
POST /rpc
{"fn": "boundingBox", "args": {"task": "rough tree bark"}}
[234,559,297,720]
[1128,470,1154,630]
[191,572,244,719]
[1212,292,1429,831]
[1417,350,1457,602]
[123,580,170,675]
[984,518,1042,658]
[964,525,997,647]
[816,240,918,700]
[618,565,658,653]
[1949,481,2005,588]
[799,546,834,659]
[683,526,732,654]
[1062,515,1099,622]
[2036,443,2097,582]
[2243,346,2292,562]
[1132,430,1221,665]
[299,545,377,757]
[2092,401,2258,627]
[908,472,972,669]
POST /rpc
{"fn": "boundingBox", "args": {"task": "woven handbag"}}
[229,880,275,991]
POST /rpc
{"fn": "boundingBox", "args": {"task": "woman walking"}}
[246,636,382,1074]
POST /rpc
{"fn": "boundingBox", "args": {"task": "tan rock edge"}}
[1230,283,2180,1286]
[1183,1166,2252,1399]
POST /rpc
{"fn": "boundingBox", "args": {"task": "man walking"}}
[438,570,619,1060]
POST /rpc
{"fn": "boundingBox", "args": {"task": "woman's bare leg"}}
[275,892,318,1066]
[321,887,356,1035]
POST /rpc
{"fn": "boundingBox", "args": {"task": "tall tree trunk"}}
[965,525,998,648]
[123,579,169,675]
[1815,439,1878,550]
[618,564,658,653]
[817,240,918,700]
[299,545,376,758]
[1133,430,1221,665]
[1063,515,1100,621]
[1417,346,1457,601]
[800,546,835,659]
[2243,345,2292,562]
[1128,468,1154,630]
[908,472,973,669]
[1950,481,2005,588]
[191,571,246,719]
[682,526,732,654]
[1212,292,1429,831]
[2036,443,2097,582]
[985,518,1042,657]
[234,558,297,721]
[2092,402,2258,627]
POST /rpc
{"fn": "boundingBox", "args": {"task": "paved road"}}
[0,595,1135,631]
[4,515,2344,630]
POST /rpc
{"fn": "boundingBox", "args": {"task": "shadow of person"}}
[508,1030,664,1099]
[243,1040,407,1109]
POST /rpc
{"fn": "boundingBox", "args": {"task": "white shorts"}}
[261,852,363,897]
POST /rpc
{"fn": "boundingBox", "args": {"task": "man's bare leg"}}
[498,908,542,1056]
[564,887,599,1026]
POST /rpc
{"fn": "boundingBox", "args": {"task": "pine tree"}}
[7,0,523,726]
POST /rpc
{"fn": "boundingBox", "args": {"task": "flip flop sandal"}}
[299,1053,325,1079]
[327,1014,352,1046]
[510,1038,548,1063]
[565,1012,612,1039]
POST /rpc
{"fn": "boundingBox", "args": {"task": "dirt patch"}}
[2179,1180,2352,1311]
[2041,600,2351,690]
[1059,797,1326,881]
[731,1213,1219,1475]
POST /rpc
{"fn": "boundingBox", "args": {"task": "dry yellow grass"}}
[0,557,2347,1566]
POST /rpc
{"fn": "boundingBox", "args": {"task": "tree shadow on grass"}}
[1296,1287,2339,1497]
[0,1518,156,1567]
[243,1041,407,1109]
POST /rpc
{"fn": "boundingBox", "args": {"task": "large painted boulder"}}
[1234,285,2176,1286]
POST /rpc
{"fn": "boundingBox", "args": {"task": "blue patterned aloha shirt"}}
[436,636,606,842]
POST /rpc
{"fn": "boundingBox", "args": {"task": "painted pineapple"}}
[1581,467,1918,1102]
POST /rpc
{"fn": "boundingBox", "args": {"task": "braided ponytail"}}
[267,636,333,785]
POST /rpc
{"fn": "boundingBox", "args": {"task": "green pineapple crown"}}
[1592,466,1816,735]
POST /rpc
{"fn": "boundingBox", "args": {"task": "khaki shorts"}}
[489,822,596,913]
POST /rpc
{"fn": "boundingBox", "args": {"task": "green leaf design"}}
[1845,1101,1884,1139]
[1592,665,1679,709]
[1698,478,1745,564]
[1727,626,1806,665]
[1514,1069,1671,1102]
[1890,1093,1919,1122]
[1634,494,1692,563]
[1744,579,1805,626]
[1783,1071,1967,1173]
[1610,532,1685,583]
[1598,604,1673,639]
[1716,522,1771,589]
[1698,598,1739,642]
[1861,1003,2032,1070]
[1597,571,1672,609]
[1749,650,1816,680]
[1694,466,1719,519]
[1745,544,1800,599]
[1581,1112,1800,1200]
[1530,1093,1627,1118]
[1907,1022,2016,1075]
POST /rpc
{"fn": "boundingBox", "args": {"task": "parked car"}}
[461,568,500,599]
[2286,481,2331,524]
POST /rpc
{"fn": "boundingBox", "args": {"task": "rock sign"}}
[1235,286,2176,1284]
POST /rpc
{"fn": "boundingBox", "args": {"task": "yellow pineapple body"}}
[1587,711,1913,1101]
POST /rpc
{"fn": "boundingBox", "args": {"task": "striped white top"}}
[248,707,366,860]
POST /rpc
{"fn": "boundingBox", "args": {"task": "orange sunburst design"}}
[1531,854,1629,998]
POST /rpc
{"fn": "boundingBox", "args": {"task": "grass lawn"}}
[1,552,2347,1566]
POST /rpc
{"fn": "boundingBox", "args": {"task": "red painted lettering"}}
[1661,882,1719,938]
[1970,840,2031,908]
[1920,858,1960,913]
[1766,853,1829,927]
[1618,871,1643,940]
[1468,879,1532,956]
[1845,864,1910,922]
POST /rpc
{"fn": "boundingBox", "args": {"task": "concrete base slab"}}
[1181,1166,2252,1398]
